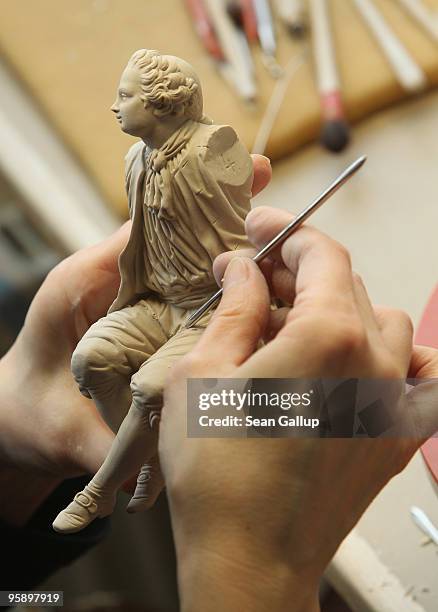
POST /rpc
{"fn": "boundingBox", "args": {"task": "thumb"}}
[405,345,438,443]
[73,220,131,276]
[409,345,438,379]
[406,380,438,442]
[193,257,270,372]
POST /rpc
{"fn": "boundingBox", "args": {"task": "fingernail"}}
[261,155,271,166]
[223,257,249,287]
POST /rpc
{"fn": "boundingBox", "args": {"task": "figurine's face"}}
[111,67,156,137]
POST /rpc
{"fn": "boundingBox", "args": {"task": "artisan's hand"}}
[0,223,130,525]
[159,207,438,612]
[0,155,271,526]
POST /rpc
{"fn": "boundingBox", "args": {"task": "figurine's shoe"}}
[126,465,152,514]
[52,486,116,534]
[126,495,150,514]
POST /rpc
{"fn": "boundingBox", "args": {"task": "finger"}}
[214,251,276,298]
[214,250,295,303]
[72,221,132,325]
[193,257,270,372]
[66,221,131,331]
[213,248,257,285]
[245,206,298,300]
[245,206,295,258]
[283,233,355,316]
[235,244,358,378]
[251,155,272,197]
[406,379,438,441]
[406,346,438,440]
[409,345,438,379]
[215,206,302,301]
[270,262,296,303]
[74,220,131,276]
[246,206,356,310]
[37,221,132,341]
[373,306,414,374]
[264,307,290,342]
[351,273,381,342]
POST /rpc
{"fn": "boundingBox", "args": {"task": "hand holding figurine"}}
[0,223,130,526]
[0,156,270,528]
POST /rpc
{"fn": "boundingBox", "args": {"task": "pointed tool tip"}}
[356,155,367,168]
[345,155,367,178]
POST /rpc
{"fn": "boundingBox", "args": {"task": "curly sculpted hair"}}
[127,49,202,120]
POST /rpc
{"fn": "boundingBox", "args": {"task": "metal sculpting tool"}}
[185,155,367,328]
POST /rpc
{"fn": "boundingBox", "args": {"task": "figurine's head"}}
[111,49,204,138]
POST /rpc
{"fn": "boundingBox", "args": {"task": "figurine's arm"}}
[201,125,253,203]
[175,125,253,256]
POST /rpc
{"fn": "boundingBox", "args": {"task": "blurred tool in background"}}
[353,0,426,93]
[309,0,350,152]
[253,0,284,76]
[275,0,308,38]
[226,1,257,88]
[397,0,438,44]
[240,0,259,42]
[184,0,225,60]
[185,0,438,155]
[252,47,308,154]
[185,0,255,99]
[204,0,257,101]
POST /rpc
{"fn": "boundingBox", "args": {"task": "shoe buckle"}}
[74,491,98,513]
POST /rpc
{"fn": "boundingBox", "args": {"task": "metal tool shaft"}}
[185,155,367,328]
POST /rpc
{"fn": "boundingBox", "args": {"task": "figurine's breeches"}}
[71,296,212,432]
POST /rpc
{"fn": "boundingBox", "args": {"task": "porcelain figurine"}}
[53,49,253,533]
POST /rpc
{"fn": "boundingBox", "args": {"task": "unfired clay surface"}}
[53,49,253,533]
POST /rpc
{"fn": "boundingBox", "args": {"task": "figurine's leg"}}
[83,322,208,517]
[129,455,165,513]
[71,300,168,432]
[52,301,170,534]
[53,302,211,533]
[127,305,214,512]
[53,356,166,534]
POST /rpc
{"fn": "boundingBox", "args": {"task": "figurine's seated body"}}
[53,50,253,533]
[71,120,252,434]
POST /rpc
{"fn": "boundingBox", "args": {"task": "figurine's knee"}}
[130,371,163,416]
[71,337,126,397]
